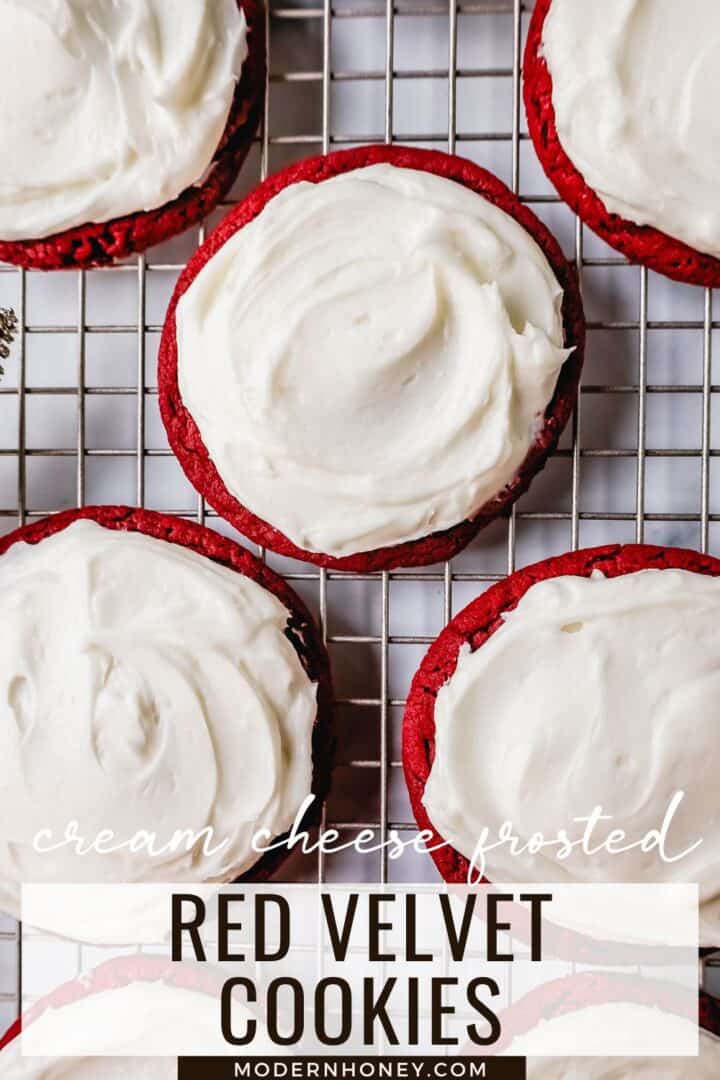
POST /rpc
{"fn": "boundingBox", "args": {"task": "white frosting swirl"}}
[0,1052,171,1080]
[542,0,720,257]
[176,163,570,558]
[0,980,269,1073]
[512,1004,712,1067]
[423,569,720,941]
[0,0,247,240]
[0,520,316,918]
[527,1031,720,1079]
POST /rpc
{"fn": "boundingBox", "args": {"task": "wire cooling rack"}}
[2,0,720,1032]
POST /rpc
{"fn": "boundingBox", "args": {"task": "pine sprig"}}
[0,307,18,376]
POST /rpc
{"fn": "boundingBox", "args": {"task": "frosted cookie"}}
[0,0,264,269]
[160,144,584,572]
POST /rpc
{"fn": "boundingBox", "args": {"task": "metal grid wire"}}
[1,0,720,1030]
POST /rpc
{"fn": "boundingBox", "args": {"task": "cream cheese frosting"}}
[176,162,570,558]
[511,1002,702,1059]
[527,1031,720,1079]
[0,1053,173,1080]
[6,979,269,1065]
[423,569,720,940]
[0,521,316,919]
[541,0,720,257]
[0,978,268,1074]
[0,0,247,240]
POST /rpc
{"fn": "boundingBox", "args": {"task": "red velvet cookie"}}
[402,543,720,884]
[2,961,718,1053]
[158,143,585,573]
[0,505,333,883]
[524,0,720,287]
[495,973,712,1054]
[0,954,241,1054]
[0,0,265,272]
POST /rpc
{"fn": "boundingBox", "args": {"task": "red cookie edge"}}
[158,142,585,572]
[0,953,245,1050]
[494,971,712,1053]
[2,955,719,1052]
[523,0,720,287]
[0,0,266,271]
[402,542,720,884]
[0,505,334,883]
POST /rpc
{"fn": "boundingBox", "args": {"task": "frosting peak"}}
[0,0,247,239]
